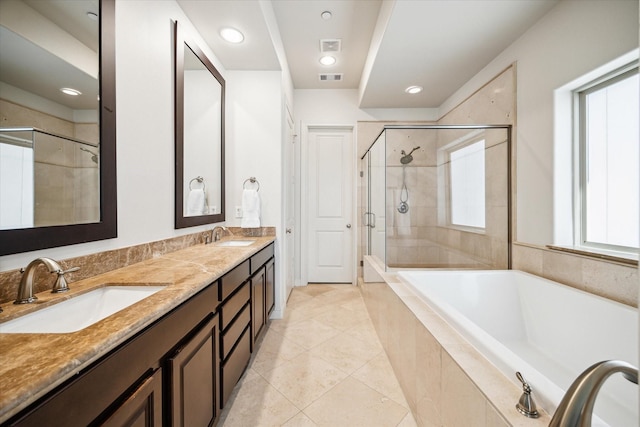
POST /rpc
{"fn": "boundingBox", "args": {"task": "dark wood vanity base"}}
[2,241,275,427]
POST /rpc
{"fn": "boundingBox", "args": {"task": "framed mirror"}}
[174,21,225,229]
[0,0,116,256]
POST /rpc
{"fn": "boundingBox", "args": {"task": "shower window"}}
[576,65,639,254]
[449,138,485,230]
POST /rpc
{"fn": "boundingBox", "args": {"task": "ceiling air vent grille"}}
[320,39,341,53]
[319,73,343,82]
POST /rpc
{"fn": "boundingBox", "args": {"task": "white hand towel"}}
[186,188,207,216]
[241,189,261,228]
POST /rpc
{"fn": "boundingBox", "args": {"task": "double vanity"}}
[0,236,275,426]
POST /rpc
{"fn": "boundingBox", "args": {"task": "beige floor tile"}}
[351,351,409,408]
[260,352,349,409]
[303,377,409,427]
[271,318,342,350]
[397,411,419,427]
[343,317,382,344]
[250,328,307,375]
[296,284,336,297]
[309,331,383,375]
[312,304,370,331]
[282,411,318,427]
[221,284,414,427]
[219,373,300,427]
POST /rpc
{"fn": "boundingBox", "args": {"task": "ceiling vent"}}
[319,73,343,82]
[320,39,341,53]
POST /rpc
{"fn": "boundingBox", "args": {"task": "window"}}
[450,139,485,229]
[576,66,639,254]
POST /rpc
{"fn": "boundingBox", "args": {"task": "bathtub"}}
[396,270,638,427]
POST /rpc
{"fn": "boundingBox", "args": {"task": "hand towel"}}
[186,188,207,216]
[241,189,261,228]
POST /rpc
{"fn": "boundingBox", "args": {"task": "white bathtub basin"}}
[397,269,638,427]
[0,285,166,334]
[215,240,255,247]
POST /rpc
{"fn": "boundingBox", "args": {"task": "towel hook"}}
[243,177,260,192]
[189,176,206,191]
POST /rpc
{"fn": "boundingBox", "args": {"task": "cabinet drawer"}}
[220,282,250,331]
[221,303,250,360]
[220,260,250,301]
[221,327,251,407]
[250,243,274,274]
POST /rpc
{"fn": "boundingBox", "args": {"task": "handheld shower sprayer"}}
[400,146,420,164]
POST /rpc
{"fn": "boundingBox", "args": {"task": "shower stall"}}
[362,125,511,271]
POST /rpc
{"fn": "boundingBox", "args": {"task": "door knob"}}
[286,228,292,234]
[346,224,352,229]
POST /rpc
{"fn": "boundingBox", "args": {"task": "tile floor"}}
[218,284,417,427]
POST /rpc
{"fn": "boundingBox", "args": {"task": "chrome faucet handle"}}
[52,266,79,293]
[515,372,539,418]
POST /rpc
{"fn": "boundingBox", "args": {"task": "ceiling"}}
[177,0,560,108]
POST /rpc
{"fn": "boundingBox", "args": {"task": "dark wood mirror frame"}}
[0,0,117,256]
[174,21,225,229]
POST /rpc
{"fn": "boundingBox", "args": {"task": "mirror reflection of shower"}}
[80,146,99,164]
[398,146,419,214]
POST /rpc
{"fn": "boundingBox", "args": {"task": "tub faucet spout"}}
[549,360,638,427]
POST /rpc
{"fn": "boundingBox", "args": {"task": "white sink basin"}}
[0,285,165,334]
[215,240,255,247]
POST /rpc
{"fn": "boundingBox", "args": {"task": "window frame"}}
[574,63,639,256]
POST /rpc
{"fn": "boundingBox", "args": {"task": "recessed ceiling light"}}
[86,11,98,21]
[220,27,244,43]
[60,88,82,96]
[321,11,332,20]
[319,55,336,66]
[405,85,423,94]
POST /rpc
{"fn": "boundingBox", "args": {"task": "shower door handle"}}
[363,212,376,228]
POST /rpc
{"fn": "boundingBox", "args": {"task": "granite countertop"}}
[0,235,275,423]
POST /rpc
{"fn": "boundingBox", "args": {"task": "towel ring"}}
[243,177,260,192]
[189,176,206,191]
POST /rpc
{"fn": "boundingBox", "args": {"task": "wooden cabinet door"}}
[168,315,219,427]
[251,267,265,345]
[100,368,163,427]
[265,259,275,317]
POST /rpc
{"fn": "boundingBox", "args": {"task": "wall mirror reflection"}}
[0,0,116,255]
[175,21,225,228]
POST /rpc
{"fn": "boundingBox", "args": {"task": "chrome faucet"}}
[212,226,228,242]
[14,257,79,304]
[549,360,638,427]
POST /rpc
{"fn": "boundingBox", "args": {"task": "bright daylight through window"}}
[450,139,485,229]
[578,66,639,254]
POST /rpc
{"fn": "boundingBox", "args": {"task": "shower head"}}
[80,147,99,164]
[400,146,421,164]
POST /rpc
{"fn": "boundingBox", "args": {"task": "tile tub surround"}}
[512,242,638,307]
[0,235,275,423]
[0,226,275,304]
[360,277,551,427]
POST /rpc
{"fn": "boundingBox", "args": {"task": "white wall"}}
[225,71,282,230]
[0,0,227,270]
[439,0,638,246]
[225,70,285,315]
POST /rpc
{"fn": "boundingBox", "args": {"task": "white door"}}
[284,108,296,300]
[307,127,353,283]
